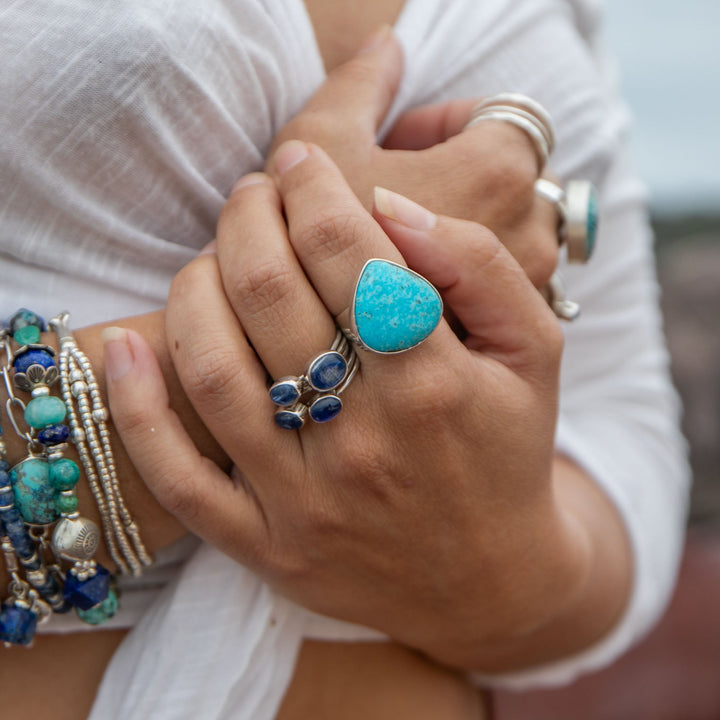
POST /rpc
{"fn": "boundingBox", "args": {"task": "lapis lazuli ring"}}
[269,330,359,430]
[534,178,598,264]
[338,258,443,354]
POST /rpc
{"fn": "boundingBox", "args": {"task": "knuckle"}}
[523,231,559,289]
[154,468,202,524]
[179,344,239,412]
[293,208,366,262]
[230,258,294,317]
[534,234,560,287]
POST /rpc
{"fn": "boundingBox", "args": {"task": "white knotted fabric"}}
[0,0,689,715]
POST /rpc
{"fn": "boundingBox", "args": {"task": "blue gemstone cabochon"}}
[309,395,343,423]
[307,351,347,392]
[351,259,443,353]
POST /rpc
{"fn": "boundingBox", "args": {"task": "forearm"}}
[1,310,231,574]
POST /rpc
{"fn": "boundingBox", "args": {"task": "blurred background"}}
[605,0,719,525]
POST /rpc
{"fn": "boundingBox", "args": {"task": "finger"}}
[298,26,403,138]
[102,327,267,554]
[382,99,478,149]
[217,173,337,381]
[269,141,407,318]
[511,188,562,289]
[372,187,563,371]
[165,253,298,469]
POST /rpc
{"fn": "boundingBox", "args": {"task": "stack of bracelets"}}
[0,309,151,647]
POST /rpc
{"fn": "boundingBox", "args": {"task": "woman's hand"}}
[268,27,559,289]
[103,141,597,672]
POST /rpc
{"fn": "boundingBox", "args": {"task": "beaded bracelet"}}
[0,310,120,645]
[51,312,151,576]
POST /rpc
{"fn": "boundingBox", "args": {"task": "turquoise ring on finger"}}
[269,330,359,430]
[534,179,598,264]
[338,259,443,354]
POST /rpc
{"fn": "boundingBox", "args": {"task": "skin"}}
[0,2,632,718]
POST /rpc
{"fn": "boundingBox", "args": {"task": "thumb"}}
[301,25,404,138]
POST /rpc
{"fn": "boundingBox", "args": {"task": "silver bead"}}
[69,369,84,383]
[72,427,86,443]
[92,407,109,423]
[71,380,89,397]
[30,385,50,397]
[26,569,47,585]
[52,517,100,561]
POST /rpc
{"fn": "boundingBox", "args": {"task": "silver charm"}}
[52,517,101,561]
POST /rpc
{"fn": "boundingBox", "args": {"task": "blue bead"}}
[309,395,343,423]
[4,516,26,538]
[9,308,45,335]
[352,259,443,353]
[12,535,34,559]
[0,605,37,646]
[37,424,71,446]
[274,409,305,431]
[0,460,9,472]
[307,351,347,392]
[269,379,302,407]
[13,349,55,374]
[63,565,111,610]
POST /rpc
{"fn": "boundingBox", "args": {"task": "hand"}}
[104,141,589,671]
[268,27,559,289]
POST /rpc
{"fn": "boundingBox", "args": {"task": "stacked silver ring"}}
[465,93,556,171]
[534,178,598,264]
[269,330,359,430]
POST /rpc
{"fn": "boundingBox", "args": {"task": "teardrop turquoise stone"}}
[352,260,443,353]
[10,457,60,524]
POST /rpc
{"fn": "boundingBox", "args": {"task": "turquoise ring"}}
[534,179,598,264]
[340,259,443,354]
[564,180,598,264]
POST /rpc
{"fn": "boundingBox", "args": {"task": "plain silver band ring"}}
[471,93,555,150]
[467,111,550,170]
[468,104,555,153]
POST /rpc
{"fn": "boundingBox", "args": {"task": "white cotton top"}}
[0,0,689,715]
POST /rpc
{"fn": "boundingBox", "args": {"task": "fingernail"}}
[272,140,310,176]
[102,327,134,381]
[358,24,393,54]
[374,187,437,231]
[230,172,268,195]
[199,239,217,255]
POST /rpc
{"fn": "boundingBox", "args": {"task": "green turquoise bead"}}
[586,188,598,259]
[49,458,80,491]
[9,458,59,524]
[77,588,118,625]
[13,325,41,345]
[56,494,79,514]
[24,395,66,429]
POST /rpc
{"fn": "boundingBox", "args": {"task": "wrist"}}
[418,457,630,675]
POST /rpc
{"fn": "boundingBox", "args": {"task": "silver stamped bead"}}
[52,517,101,561]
